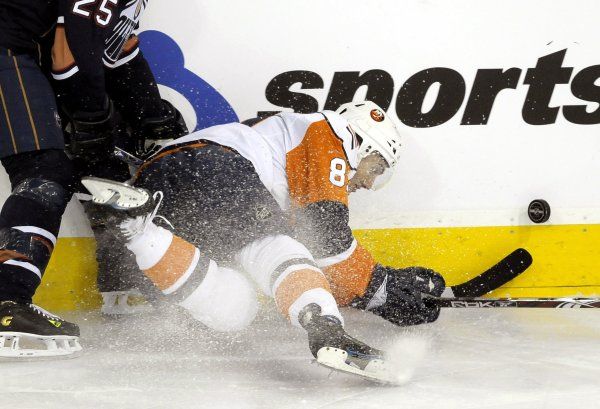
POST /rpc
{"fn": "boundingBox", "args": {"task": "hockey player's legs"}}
[0,50,81,357]
[83,200,160,315]
[179,265,258,332]
[237,234,394,382]
[238,234,342,327]
[0,149,75,302]
[0,51,73,303]
[136,144,289,263]
[0,150,82,358]
[77,154,155,312]
[122,217,257,332]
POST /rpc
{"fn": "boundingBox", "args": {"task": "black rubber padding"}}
[450,248,533,297]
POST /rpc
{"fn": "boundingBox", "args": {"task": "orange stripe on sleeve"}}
[143,236,196,291]
[322,245,376,306]
[275,269,332,319]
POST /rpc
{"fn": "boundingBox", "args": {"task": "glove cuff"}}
[350,264,388,310]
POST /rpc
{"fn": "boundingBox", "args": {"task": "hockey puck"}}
[528,199,551,223]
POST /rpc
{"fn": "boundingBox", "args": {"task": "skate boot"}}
[82,177,171,316]
[299,303,396,384]
[0,301,82,359]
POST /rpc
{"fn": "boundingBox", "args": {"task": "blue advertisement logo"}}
[138,30,239,131]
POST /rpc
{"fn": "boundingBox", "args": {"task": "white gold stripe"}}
[57,16,65,24]
[162,248,200,295]
[52,66,80,81]
[13,226,57,246]
[103,48,139,69]
[271,263,323,296]
[315,239,357,268]
[3,260,41,279]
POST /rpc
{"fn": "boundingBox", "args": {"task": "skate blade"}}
[0,332,83,361]
[316,347,399,385]
[81,176,149,210]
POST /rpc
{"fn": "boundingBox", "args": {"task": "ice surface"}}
[2,306,599,409]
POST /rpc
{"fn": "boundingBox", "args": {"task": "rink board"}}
[34,224,600,311]
[3,0,599,310]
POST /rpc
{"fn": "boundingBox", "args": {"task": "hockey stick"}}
[433,297,600,309]
[445,248,533,298]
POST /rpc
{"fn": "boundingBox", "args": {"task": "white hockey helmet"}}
[336,101,403,168]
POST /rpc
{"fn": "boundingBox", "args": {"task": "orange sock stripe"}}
[322,244,376,306]
[143,236,196,291]
[0,250,30,263]
[275,269,332,318]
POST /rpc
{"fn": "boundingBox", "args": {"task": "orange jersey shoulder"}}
[286,119,350,208]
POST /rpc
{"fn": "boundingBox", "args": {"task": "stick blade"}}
[450,248,533,297]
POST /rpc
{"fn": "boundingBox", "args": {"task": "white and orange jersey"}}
[158,111,377,305]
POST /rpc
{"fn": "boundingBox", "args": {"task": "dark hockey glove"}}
[63,99,118,164]
[133,100,188,158]
[351,265,446,326]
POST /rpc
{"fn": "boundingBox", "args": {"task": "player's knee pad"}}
[179,264,258,332]
[12,178,70,213]
[1,177,71,234]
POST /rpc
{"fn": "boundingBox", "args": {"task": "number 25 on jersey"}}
[72,0,118,27]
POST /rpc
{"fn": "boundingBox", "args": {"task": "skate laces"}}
[29,304,62,321]
[120,191,174,240]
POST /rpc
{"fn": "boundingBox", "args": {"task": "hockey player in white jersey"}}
[82,101,445,383]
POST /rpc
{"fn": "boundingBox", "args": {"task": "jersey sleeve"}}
[51,1,109,114]
[287,119,376,306]
[53,0,145,115]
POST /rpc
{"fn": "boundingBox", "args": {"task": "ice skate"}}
[0,301,82,359]
[81,176,150,210]
[299,304,397,384]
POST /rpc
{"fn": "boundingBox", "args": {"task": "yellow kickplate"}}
[33,238,101,311]
[33,224,600,311]
[355,224,600,298]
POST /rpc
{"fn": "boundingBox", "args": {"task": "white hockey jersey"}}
[153,111,377,305]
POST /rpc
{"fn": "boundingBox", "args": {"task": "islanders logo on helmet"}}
[370,109,385,122]
[336,100,403,168]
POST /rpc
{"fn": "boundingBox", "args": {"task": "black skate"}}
[299,304,397,384]
[84,201,161,317]
[0,301,82,359]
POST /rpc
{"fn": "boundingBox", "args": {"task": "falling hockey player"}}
[82,101,445,383]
